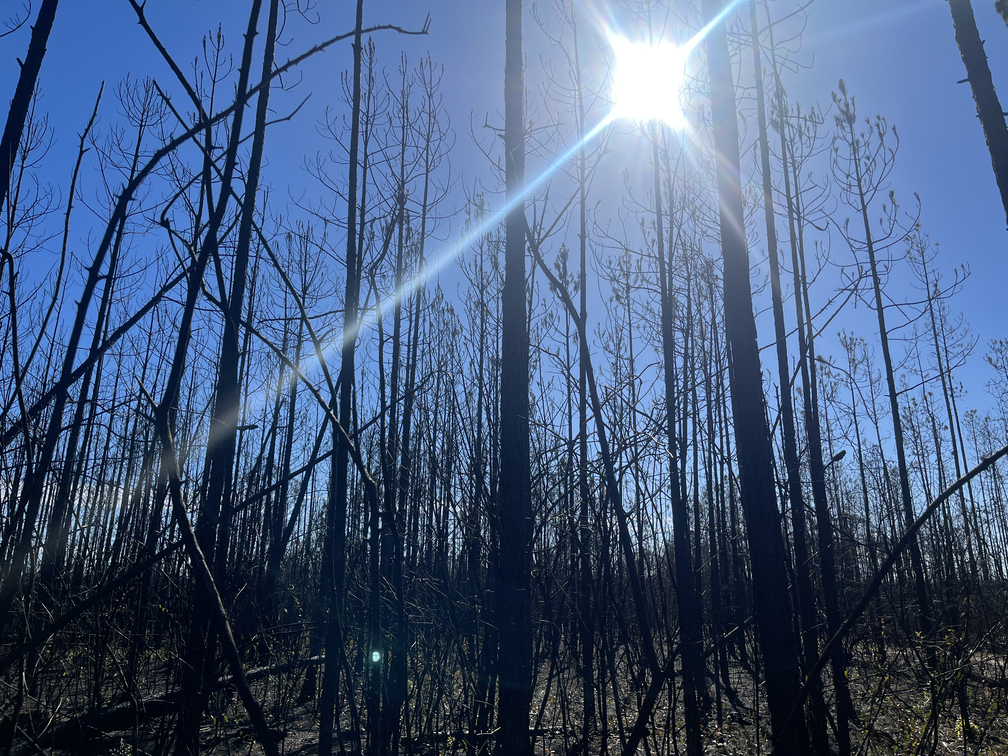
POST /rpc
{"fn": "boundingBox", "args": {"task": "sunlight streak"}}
[337,111,617,351]
[610,37,686,126]
[605,0,745,124]
[290,0,748,399]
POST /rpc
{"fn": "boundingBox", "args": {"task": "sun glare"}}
[611,37,686,127]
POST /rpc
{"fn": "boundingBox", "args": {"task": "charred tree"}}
[0,0,59,214]
[176,1,279,753]
[702,0,809,751]
[749,5,830,750]
[947,0,1008,227]
[319,2,366,755]
[495,0,533,751]
[652,124,703,756]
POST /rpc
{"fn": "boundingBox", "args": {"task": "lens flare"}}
[611,37,686,127]
[256,0,749,417]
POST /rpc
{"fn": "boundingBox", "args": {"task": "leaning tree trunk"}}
[702,1,809,751]
[0,0,59,214]
[947,0,1008,228]
[177,1,279,753]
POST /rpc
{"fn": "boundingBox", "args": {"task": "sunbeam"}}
[292,0,748,395]
[610,37,686,126]
[606,0,745,125]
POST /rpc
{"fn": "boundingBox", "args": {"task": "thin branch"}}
[772,440,1008,754]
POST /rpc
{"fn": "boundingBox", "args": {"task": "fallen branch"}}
[140,384,280,756]
[32,655,324,747]
[36,695,176,748]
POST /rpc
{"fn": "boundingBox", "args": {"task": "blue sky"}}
[780,0,1008,407]
[4,0,1008,417]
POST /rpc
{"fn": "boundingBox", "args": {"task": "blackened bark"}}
[526,223,662,756]
[749,0,819,710]
[0,0,58,213]
[652,128,703,756]
[792,159,853,755]
[834,87,935,660]
[262,317,304,625]
[496,0,533,751]
[150,400,278,756]
[775,442,1008,755]
[177,0,278,752]
[319,2,365,755]
[948,0,1008,227]
[380,67,412,755]
[756,7,841,748]
[38,85,111,591]
[568,6,595,747]
[702,1,809,751]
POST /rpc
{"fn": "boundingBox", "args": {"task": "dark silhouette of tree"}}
[319,1,366,754]
[0,0,58,215]
[947,0,1008,227]
[832,82,935,664]
[703,0,809,751]
[652,93,704,756]
[496,0,533,754]
[176,3,279,752]
[749,5,831,751]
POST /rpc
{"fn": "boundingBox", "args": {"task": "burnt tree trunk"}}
[0,0,59,213]
[948,0,1008,227]
[569,7,596,747]
[749,6,830,750]
[177,1,279,752]
[495,0,533,751]
[652,127,703,756]
[702,1,809,751]
[318,2,365,754]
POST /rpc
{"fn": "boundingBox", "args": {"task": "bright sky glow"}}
[270,0,750,409]
[611,38,686,127]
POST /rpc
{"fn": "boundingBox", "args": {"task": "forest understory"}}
[6,623,1008,756]
[4,569,1008,756]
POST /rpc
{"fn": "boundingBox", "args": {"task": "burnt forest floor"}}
[6,637,1008,756]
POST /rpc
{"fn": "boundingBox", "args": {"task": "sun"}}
[610,36,686,127]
